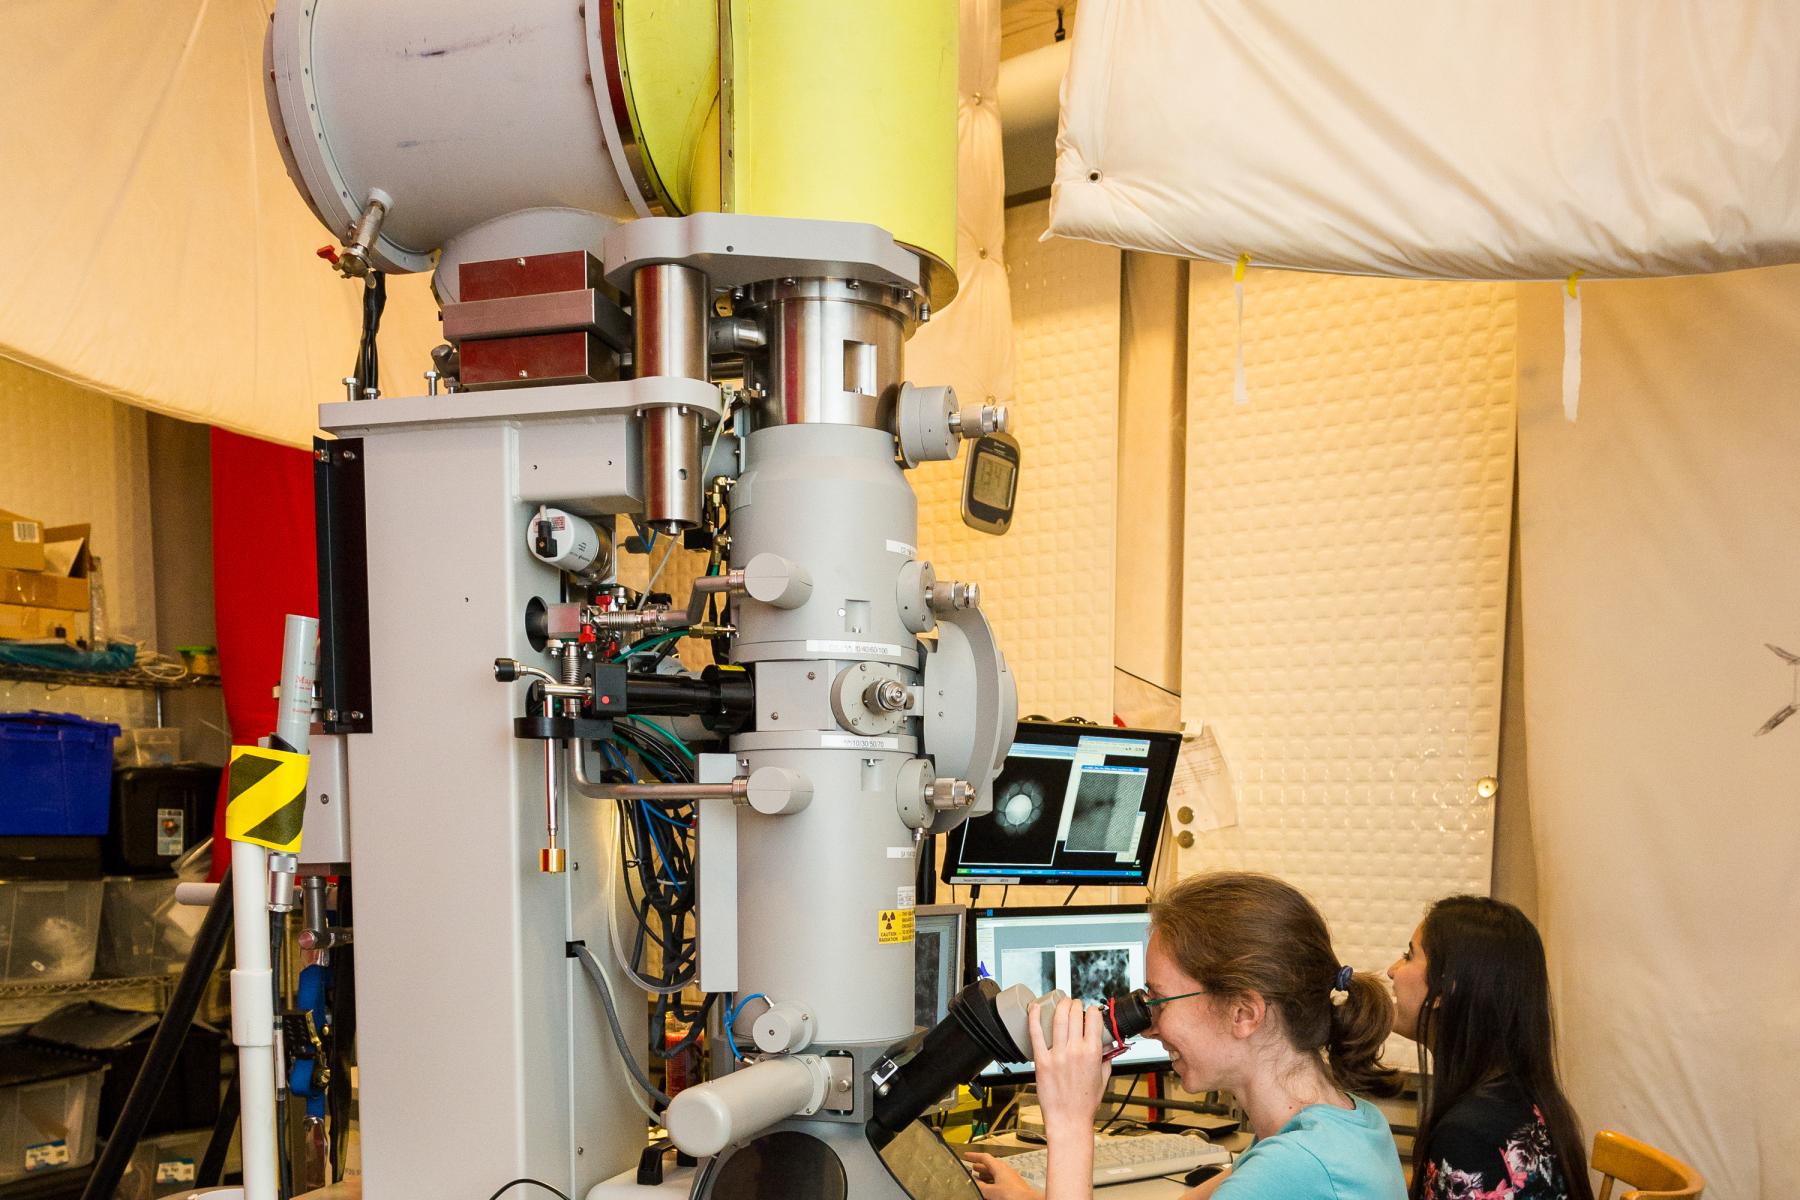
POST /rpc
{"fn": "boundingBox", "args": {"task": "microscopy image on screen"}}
[1000,947,1057,995]
[1070,946,1135,1004]
[959,756,1067,867]
[1064,769,1147,854]
[914,929,943,1027]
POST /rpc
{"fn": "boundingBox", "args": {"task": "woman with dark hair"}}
[1388,896,1594,1200]
[967,872,1406,1200]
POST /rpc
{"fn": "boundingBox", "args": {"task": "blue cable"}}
[600,740,638,782]
[724,992,768,1061]
[639,803,691,832]
[639,807,681,887]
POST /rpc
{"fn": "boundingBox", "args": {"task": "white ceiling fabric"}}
[0,0,440,448]
[1048,1,1800,280]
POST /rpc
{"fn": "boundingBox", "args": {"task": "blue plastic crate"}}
[0,711,121,835]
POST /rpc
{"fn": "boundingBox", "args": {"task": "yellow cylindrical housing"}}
[612,0,959,303]
[722,0,959,303]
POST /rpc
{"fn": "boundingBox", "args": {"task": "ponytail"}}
[1327,971,1402,1097]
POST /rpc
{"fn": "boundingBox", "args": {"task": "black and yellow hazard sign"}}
[225,746,310,853]
[877,908,915,945]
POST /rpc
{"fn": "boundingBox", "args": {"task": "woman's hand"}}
[962,1152,1043,1200]
[1027,995,1112,1141]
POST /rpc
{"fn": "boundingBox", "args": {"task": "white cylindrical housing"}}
[727,422,926,1045]
[266,0,635,272]
[664,1057,826,1158]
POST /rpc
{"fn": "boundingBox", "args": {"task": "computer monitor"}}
[966,904,1170,1083]
[942,722,1179,887]
[913,904,965,1030]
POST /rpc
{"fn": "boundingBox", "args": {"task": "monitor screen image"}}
[967,905,1170,1082]
[913,904,965,1030]
[942,722,1179,887]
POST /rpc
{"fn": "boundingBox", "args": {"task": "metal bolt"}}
[343,450,356,461]
[515,257,526,266]
[348,710,364,720]
[770,712,779,721]
[517,369,529,378]
[806,671,817,681]
[314,449,329,462]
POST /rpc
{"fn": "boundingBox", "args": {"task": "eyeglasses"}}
[1144,988,1207,1007]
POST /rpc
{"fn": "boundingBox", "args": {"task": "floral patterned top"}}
[1417,1079,1571,1200]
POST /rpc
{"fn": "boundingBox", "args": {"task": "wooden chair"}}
[1592,1129,1704,1200]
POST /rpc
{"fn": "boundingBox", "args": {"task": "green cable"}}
[620,715,697,762]
[615,631,684,660]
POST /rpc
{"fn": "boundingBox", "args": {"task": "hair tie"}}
[1329,964,1353,1007]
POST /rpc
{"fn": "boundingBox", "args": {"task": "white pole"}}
[231,615,320,1200]
[231,839,280,1200]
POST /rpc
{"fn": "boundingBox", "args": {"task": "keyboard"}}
[1001,1132,1232,1189]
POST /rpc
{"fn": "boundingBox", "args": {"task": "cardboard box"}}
[0,509,47,572]
[0,566,88,610]
[41,523,92,607]
[0,602,91,645]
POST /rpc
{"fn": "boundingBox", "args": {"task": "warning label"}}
[878,908,915,944]
[225,745,310,853]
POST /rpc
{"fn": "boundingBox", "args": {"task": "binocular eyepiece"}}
[867,981,1155,1147]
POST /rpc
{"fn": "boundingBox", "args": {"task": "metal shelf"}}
[0,665,220,692]
[0,973,179,1001]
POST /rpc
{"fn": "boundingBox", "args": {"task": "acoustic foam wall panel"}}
[1178,265,1516,970]
[915,200,1120,723]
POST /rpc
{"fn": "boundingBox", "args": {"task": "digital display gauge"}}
[961,431,1020,534]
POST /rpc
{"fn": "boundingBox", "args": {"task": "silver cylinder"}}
[740,279,917,430]
[635,264,709,532]
[634,265,709,377]
[641,406,702,534]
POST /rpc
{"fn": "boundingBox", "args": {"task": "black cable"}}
[1099,1072,1144,1133]
[1063,885,1079,904]
[352,272,387,396]
[329,876,356,1183]
[485,1179,573,1200]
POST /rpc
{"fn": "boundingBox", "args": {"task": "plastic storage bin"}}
[0,1039,107,1184]
[0,711,120,835]
[0,880,104,982]
[28,1002,223,1138]
[105,765,216,876]
[96,877,199,978]
[115,728,182,769]
[118,1126,214,1200]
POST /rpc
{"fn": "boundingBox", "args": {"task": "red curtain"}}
[207,429,317,878]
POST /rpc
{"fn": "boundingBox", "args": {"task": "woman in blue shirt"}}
[966,872,1406,1200]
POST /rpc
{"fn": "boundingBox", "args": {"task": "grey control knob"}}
[752,1001,816,1054]
[746,766,813,816]
[743,552,813,610]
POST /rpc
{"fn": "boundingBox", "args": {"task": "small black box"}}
[105,766,217,876]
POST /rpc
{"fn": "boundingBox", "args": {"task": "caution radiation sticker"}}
[225,746,309,853]
[877,908,915,945]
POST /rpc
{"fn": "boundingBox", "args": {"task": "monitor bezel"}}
[942,721,1181,888]
[963,902,1173,1084]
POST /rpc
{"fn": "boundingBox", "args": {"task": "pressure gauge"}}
[961,431,1020,535]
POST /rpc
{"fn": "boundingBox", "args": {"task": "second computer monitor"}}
[968,904,1171,1082]
[942,722,1180,887]
[913,904,965,1030]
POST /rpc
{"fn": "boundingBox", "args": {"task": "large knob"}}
[745,766,813,816]
[743,552,813,610]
